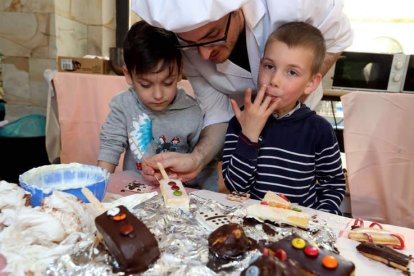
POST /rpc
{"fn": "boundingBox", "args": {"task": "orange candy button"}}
[113,213,126,221]
[292,238,306,249]
[322,255,338,269]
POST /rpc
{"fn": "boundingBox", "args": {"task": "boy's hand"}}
[231,85,280,142]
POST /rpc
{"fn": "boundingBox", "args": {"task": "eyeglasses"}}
[176,13,232,49]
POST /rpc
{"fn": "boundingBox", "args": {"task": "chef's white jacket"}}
[182,0,353,127]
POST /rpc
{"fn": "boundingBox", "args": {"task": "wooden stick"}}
[81,187,106,214]
[156,162,169,180]
[130,137,146,161]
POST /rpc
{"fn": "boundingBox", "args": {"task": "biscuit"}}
[226,191,250,202]
[356,242,412,273]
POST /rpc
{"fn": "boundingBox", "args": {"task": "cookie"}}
[227,191,250,202]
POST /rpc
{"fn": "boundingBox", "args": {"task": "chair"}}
[46,72,129,171]
[341,91,414,228]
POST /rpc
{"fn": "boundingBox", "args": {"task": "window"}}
[344,0,414,54]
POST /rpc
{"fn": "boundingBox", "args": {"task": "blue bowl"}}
[19,163,110,207]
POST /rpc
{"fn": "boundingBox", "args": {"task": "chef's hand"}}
[231,85,280,142]
[141,152,201,183]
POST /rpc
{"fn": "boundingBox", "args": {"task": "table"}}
[106,171,414,276]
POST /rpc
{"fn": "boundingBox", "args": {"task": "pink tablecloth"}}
[342,91,414,228]
[51,72,129,170]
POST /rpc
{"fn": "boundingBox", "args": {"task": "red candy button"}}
[171,185,180,191]
[274,248,288,261]
[120,224,134,236]
[322,256,338,269]
[304,245,319,257]
[262,247,270,256]
[168,181,175,186]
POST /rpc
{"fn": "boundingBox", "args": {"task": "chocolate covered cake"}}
[95,205,160,274]
[267,233,355,276]
[241,255,302,276]
[208,223,255,259]
[207,223,256,273]
[356,241,412,273]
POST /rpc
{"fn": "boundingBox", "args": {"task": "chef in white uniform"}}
[132,0,353,184]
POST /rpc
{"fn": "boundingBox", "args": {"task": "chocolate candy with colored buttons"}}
[241,255,302,276]
[267,233,355,275]
[95,205,160,274]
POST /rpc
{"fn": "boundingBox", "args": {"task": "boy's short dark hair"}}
[266,22,326,75]
[123,20,182,76]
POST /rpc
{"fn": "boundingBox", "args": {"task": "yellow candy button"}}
[322,255,338,269]
[291,238,306,249]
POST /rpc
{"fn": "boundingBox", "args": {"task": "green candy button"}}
[173,190,182,196]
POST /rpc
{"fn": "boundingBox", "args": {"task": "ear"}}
[123,65,133,85]
[303,73,322,96]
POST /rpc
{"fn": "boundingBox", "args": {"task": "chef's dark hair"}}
[123,20,182,76]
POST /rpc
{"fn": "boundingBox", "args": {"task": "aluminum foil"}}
[45,193,339,275]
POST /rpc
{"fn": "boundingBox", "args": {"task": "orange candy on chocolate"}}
[322,255,338,269]
[112,213,127,221]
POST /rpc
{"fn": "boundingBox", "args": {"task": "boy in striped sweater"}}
[222,22,345,214]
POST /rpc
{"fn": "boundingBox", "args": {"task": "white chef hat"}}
[131,0,250,33]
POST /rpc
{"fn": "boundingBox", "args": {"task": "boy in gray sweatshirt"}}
[98,21,217,191]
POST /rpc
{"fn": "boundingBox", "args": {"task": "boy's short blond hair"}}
[266,22,326,75]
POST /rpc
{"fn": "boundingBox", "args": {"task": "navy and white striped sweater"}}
[222,104,345,215]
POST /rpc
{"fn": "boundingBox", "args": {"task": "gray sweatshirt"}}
[98,87,203,172]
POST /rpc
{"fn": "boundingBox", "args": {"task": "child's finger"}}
[254,84,267,105]
[266,98,281,116]
[244,88,253,107]
[260,95,272,112]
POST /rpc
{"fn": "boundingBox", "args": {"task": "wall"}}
[0,0,116,121]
